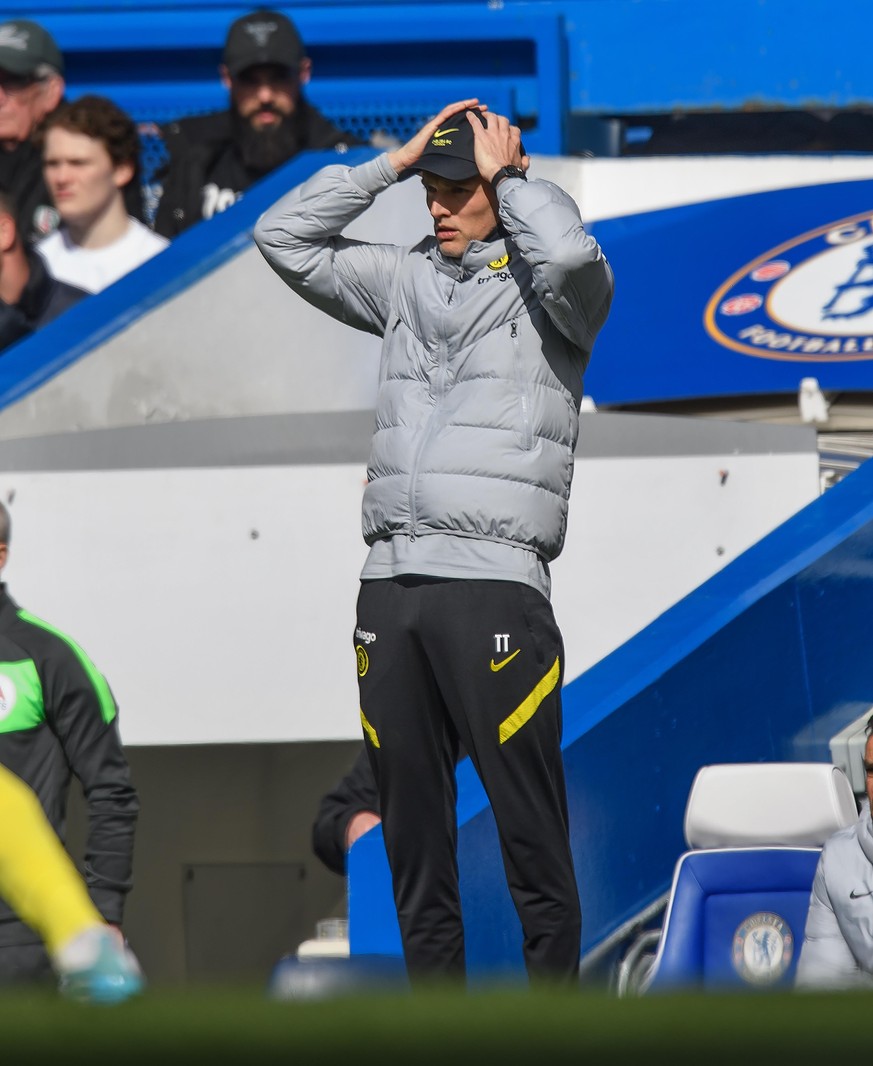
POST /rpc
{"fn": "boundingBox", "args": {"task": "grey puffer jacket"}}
[796,810,873,989]
[254,154,613,562]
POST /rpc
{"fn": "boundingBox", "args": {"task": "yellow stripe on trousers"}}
[498,656,561,744]
[360,708,380,748]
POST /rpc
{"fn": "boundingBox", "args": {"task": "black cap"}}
[223,10,305,77]
[415,108,487,181]
[0,19,64,77]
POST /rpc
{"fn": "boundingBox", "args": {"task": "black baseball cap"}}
[0,19,64,77]
[415,108,487,181]
[223,9,305,77]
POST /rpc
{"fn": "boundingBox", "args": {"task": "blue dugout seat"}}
[643,762,858,992]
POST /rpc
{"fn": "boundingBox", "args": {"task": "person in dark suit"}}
[0,187,86,353]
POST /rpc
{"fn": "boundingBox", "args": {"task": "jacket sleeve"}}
[311,747,380,876]
[40,637,139,925]
[152,126,194,239]
[253,154,405,336]
[0,305,32,354]
[495,177,614,363]
[795,848,872,989]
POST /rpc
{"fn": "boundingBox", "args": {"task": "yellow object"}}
[360,707,380,748]
[498,656,561,744]
[0,763,102,955]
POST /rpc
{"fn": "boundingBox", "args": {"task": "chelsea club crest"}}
[732,912,794,985]
[705,210,873,362]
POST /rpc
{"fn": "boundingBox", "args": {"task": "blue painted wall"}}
[560,0,873,114]
[586,179,873,406]
[349,455,873,974]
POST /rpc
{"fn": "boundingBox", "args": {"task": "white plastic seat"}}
[683,762,858,850]
[640,762,858,992]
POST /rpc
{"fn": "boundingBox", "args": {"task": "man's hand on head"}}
[467,110,529,184]
[387,99,486,177]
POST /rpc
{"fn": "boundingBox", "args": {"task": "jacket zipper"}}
[407,264,460,537]
[408,331,450,538]
[511,318,533,450]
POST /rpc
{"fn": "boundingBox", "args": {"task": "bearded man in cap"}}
[0,19,65,243]
[255,100,613,985]
[154,8,363,238]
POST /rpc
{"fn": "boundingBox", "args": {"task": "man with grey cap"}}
[0,19,65,244]
[154,8,362,237]
[255,99,613,985]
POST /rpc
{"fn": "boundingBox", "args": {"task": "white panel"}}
[555,154,873,223]
[0,442,818,746]
[0,465,369,745]
[553,452,821,679]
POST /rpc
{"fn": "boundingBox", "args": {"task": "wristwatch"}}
[490,165,527,188]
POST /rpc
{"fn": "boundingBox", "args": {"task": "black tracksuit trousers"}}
[355,577,581,984]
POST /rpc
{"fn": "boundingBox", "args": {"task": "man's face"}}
[421,171,499,259]
[865,734,873,817]
[0,69,62,146]
[224,63,306,130]
[42,127,132,229]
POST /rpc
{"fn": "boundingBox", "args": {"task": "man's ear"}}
[0,214,16,254]
[298,57,312,86]
[0,544,9,571]
[41,74,64,116]
[219,64,232,92]
[113,159,136,190]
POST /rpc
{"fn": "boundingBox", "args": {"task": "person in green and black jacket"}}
[0,501,139,985]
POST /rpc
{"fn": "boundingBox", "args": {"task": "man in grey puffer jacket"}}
[796,717,873,989]
[255,98,613,985]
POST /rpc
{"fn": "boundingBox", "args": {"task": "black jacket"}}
[0,586,139,948]
[0,248,88,355]
[0,140,57,246]
[153,98,364,238]
[312,748,379,876]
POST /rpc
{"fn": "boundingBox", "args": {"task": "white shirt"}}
[37,218,169,295]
